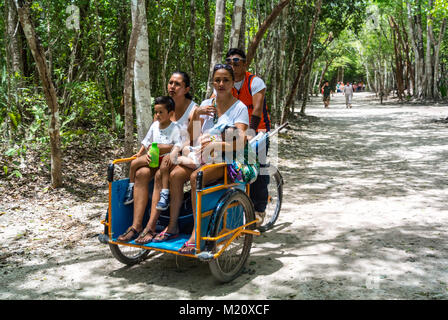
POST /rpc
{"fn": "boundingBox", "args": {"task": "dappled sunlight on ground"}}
[1,92,447,299]
[273,92,448,299]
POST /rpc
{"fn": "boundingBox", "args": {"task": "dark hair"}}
[212,64,235,81]
[171,71,193,100]
[154,96,175,113]
[226,48,246,60]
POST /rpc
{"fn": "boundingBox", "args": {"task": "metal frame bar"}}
[104,159,259,259]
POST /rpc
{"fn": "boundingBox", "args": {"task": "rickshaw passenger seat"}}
[204,178,224,188]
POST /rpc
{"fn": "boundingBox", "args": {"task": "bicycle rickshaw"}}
[99,123,286,283]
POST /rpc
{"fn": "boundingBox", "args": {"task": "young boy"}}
[123,96,182,205]
[155,124,236,211]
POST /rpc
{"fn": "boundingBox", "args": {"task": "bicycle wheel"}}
[100,209,149,266]
[109,242,149,266]
[258,167,283,232]
[208,189,255,283]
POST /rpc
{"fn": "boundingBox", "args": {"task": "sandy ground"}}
[1,92,448,300]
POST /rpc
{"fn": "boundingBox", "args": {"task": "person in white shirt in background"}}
[343,82,354,108]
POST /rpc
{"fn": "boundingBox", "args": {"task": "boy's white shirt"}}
[141,121,183,149]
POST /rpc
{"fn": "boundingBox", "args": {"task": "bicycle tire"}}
[208,189,255,283]
[109,243,149,266]
[258,167,283,232]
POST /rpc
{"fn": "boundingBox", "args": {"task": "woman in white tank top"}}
[117,71,198,243]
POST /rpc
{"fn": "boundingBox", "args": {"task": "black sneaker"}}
[123,184,134,205]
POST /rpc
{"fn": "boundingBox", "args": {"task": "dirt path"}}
[1,92,448,300]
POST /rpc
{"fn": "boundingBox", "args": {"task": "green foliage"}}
[62,81,108,127]
[1,0,447,184]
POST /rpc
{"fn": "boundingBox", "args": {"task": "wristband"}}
[250,115,261,131]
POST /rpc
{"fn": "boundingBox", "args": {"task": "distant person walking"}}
[343,82,354,108]
[321,81,332,108]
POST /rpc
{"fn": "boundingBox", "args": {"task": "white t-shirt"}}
[175,100,198,130]
[199,99,249,135]
[344,85,353,95]
[234,75,266,94]
[141,121,183,149]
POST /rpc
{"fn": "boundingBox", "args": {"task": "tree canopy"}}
[1,0,447,186]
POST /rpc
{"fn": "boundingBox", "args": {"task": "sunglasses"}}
[225,57,246,65]
[214,64,234,71]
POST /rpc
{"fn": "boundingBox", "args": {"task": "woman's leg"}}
[129,155,149,183]
[124,156,150,205]
[154,165,193,241]
[117,166,154,241]
[135,168,164,243]
[179,165,224,253]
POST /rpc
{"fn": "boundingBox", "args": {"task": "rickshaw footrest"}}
[98,233,109,244]
[196,251,215,261]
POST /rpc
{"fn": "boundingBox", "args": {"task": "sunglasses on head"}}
[214,64,233,71]
[225,57,245,65]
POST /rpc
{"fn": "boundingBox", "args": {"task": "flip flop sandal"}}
[117,226,140,243]
[152,231,179,243]
[178,241,196,255]
[134,229,157,244]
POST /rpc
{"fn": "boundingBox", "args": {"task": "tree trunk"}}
[229,0,245,48]
[203,0,212,64]
[399,17,414,96]
[433,18,446,100]
[389,16,404,101]
[318,55,338,91]
[238,4,247,52]
[365,63,374,92]
[425,0,434,100]
[94,0,116,132]
[300,50,314,115]
[406,1,417,97]
[6,0,23,77]
[5,0,24,127]
[61,32,79,111]
[281,0,322,123]
[189,0,197,85]
[15,1,62,188]
[115,0,128,116]
[245,0,290,66]
[131,0,152,142]
[123,4,141,158]
[161,5,178,96]
[206,0,226,97]
[414,7,425,99]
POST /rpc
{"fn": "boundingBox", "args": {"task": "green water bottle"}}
[148,142,159,168]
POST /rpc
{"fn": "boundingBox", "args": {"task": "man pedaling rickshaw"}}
[219,48,272,228]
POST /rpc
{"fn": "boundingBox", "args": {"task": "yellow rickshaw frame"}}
[102,158,260,259]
